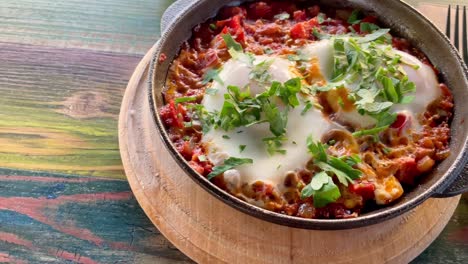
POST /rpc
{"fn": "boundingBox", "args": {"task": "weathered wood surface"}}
[0,168,192,263]
[0,0,466,263]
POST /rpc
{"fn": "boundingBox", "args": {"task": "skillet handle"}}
[161,0,195,34]
[432,165,468,198]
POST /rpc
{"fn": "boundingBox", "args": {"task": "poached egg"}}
[202,55,337,186]
[300,39,441,131]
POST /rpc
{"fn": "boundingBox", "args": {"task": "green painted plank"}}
[0,0,175,55]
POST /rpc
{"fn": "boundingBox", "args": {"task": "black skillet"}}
[149,0,468,229]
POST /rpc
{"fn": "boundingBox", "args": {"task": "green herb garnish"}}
[250,59,274,83]
[263,136,287,155]
[207,157,253,180]
[206,87,219,95]
[239,145,246,153]
[347,10,362,25]
[312,30,416,138]
[360,22,380,33]
[300,171,341,208]
[222,34,243,52]
[202,68,224,85]
[300,136,363,208]
[301,101,313,116]
[198,155,207,162]
[174,96,197,104]
[317,13,326,24]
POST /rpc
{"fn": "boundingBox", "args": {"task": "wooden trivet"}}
[118,45,460,264]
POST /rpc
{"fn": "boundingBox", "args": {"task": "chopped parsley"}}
[312,29,417,138]
[222,135,230,139]
[198,155,207,162]
[174,96,197,104]
[360,22,380,33]
[317,13,326,24]
[263,136,287,155]
[207,157,253,180]
[250,59,274,83]
[347,10,362,25]
[301,101,313,115]
[222,34,243,52]
[208,78,302,139]
[300,171,341,208]
[239,145,246,153]
[202,68,224,85]
[300,136,362,208]
[205,87,219,95]
[287,50,310,62]
[352,125,389,138]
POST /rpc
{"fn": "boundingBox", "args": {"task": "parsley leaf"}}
[357,28,390,43]
[304,136,364,207]
[222,34,243,52]
[206,87,219,95]
[347,10,361,25]
[174,96,197,104]
[301,171,329,198]
[239,145,246,153]
[311,177,341,208]
[202,68,224,85]
[360,22,380,33]
[250,59,274,83]
[307,136,328,162]
[352,126,389,137]
[198,155,207,162]
[300,171,341,208]
[301,101,313,115]
[319,33,418,138]
[317,13,326,24]
[281,78,302,107]
[209,78,302,145]
[263,103,288,137]
[263,136,287,155]
[307,136,362,187]
[207,157,253,180]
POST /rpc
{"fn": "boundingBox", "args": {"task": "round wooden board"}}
[119,46,461,264]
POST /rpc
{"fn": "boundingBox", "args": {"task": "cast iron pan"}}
[149,0,468,229]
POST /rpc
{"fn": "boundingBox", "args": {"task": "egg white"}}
[299,40,441,131]
[202,55,336,186]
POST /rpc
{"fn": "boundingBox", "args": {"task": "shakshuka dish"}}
[159,1,453,219]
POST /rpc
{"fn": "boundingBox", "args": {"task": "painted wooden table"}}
[0,0,466,263]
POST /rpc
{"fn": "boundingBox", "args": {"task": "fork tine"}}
[446,5,452,38]
[463,6,468,64]
[455,5,460,50]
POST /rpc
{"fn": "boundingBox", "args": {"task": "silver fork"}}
[446,5,468,64]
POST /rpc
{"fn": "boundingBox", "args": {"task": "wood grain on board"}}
[0,0,466,263]
[119,45,462,263]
